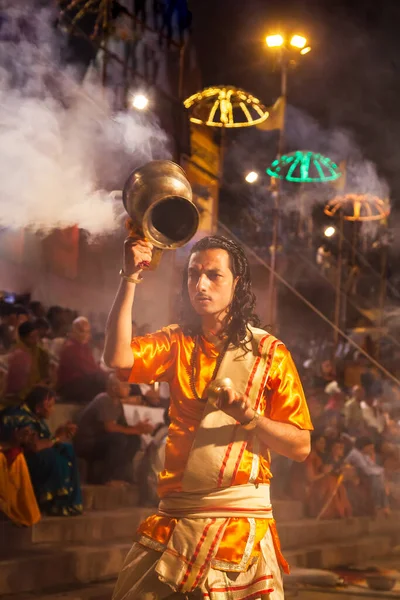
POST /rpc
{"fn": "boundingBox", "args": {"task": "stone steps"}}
[0,533,398,597]
[0,582,115,600]
[81,485,139,511]
[278,512,400,550]
[0,542,131,596]
[285,534,393,570]
[2,506,399,551]
[1,482,398,597]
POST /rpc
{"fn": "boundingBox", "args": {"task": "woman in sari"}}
[307,434,352,519]
[1,386,82,516]
[0,427,41,527]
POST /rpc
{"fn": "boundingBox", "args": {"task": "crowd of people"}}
[0,295,399,531]
[283,364,400,519]
[0,298,168,527]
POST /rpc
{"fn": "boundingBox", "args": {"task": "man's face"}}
[117,380,131,399]
[37,395,55,419]
[74,321,91,344]
[23,330,39,348]
[361,444,376,462]
[188,249,237,320]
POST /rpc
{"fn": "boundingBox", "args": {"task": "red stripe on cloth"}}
[228,340,270,485]
[217,440,234,488]
[254,337,279,411]
[179,519,216,590]
[192,520,227,589]
[231,440,249,483]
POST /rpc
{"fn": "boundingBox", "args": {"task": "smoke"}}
[287,106,389,201]
[0,4,170,236]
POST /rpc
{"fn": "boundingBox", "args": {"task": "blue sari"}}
[1,405,82,516]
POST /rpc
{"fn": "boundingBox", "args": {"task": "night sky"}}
[191,0,400,211]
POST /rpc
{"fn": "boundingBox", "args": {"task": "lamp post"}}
[265,33,311,327]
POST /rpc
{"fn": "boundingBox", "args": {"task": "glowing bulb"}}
[324,226,336,238]
[290,35,307,49]
[300,46,312,55]
[245,171,259,184]
[131,94,149,110]
[266,34,284,48]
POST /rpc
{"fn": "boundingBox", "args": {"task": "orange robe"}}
[121,325,313,570]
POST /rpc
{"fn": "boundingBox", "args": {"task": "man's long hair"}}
[179,235,260,350]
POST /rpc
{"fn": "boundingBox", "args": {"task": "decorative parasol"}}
[183,86,270,128]
[324,194,390,222]
[267,150,342,183]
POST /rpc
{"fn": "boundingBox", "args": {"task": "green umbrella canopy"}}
[267,150,342,183]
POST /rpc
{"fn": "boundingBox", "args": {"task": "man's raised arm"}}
[103,238,153,369]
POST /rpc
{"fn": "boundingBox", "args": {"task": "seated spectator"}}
[324,381,345,413]
[0,303,29,352]
[345,436,389,516]
[1,386,82,516]
[5,321,51,403]
[57,317,107,404]
[0,428,41,527]
[75,374,154,486]
[323,381,346,430]
[306,434,352,519]
[313,358,336,389]
[137,409,170,506]
[360,374,386,441]
[344,385,367,437]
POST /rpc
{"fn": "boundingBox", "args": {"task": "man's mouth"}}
[195,295,211,303]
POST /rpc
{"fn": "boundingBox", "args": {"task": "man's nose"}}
[196,274,209,292]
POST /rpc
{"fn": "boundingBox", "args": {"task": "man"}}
[344,385,366,437]
[345,436,389,515]
[57,317,107,404]
[5,321,50,401]
[360,374,386,441]
[104,235,312,600]
[0,303,29,352]
[75,373,154,485]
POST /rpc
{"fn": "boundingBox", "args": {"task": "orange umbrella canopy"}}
[324,194,390,222]
[183,86,269,128]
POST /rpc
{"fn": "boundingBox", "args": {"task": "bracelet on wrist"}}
[241,409,260,431]
[119,269,143,284]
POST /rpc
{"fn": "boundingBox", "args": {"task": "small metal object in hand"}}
[207,377,234,409]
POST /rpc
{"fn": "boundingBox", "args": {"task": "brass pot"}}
[123,160,199,250]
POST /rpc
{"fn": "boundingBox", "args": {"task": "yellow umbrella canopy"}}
[324,194,390,222]
[183,86,269,128]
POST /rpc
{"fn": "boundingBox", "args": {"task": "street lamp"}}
[264,32,312,328]
[290,35,307,49]
[131,93,149,110]
[266,34,284,48]
[324,226,336,238]
[245,171,259,184]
